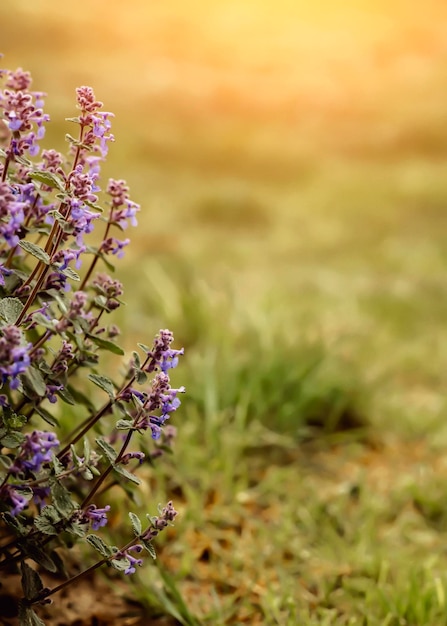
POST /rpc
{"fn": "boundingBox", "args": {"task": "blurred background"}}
[2,0,447,432]
[4,1,447,622]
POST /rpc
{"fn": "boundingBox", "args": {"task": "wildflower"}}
[68,164,98,204]
[92,273,124,310]
[0,325,32,390]
[0,182,26,248]
[9,430,59,475]
[45,383,64,404]
[107,178,139,228]
[82,504,111,531]
[141,501,178,540]
[144,329,185,374]
[116,544,144,575]
[6,486,30,516]
[52,245,86,271]
[75,86,114,157]
[40,148,64,173]
[100,236,130,259]
[120,451,145,465]
[0,68,50,156]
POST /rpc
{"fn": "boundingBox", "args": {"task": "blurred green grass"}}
[3,1,447,623]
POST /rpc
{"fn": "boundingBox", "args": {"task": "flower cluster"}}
[0,61,183,623]
[115,501,178,575]
[0,67,49,158]
[0,324,32,389]
[9,430,59,475]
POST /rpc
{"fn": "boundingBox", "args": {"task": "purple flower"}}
[68,198,99,245]
[141,501,178,539]
[7,486,30,516]
[116,544,144,575]
[92,273,124,310]
[4,67,32,91]
[76,86,103,113]
[75,87,114,157]
[45,383,64,404]
[0,72,50,156]
[9,430,60,474]
[160,348,184,374]
[120,451,145,465]
[40,148,64,173]
[83,504,111,530]
[68,164,98,203]
[0,182,26,248]
[106,179,140,229]
[100,236,130,259]
[0,325,32,389]
[52,245,86,270]
[144,330,184,374]
[0,263,12,286]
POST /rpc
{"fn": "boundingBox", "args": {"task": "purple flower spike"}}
[10,430,60,474]
[0,324,32,389]
[118,544,144,575]
[8,487,30,516]
[84,504,111,530]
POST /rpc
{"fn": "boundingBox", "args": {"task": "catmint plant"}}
[0,60,184,626]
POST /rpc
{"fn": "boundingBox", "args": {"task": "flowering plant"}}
[0,61,184,626]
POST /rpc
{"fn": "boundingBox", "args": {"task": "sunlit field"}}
[3,1,447,624]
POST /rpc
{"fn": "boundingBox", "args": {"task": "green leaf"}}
[141,538,157,559]
[83,437,91,464]
[59,266,80,281]
[20,561,44,600]
[56,385,75,405]
[23,366,47,397]
[132,351,141,368]
[18,604,46,626]
[85,534,114,558]
[88,374,115,399]
[2,407,27,429]
[93,295,108,310]
[30,170,65,191]
[138,343,150,353]
[80,467,94,480]
[0,431,25,448]
[18,240,50,264]
[0,454,12,468]
[35,406,59,427]
[10,414,27,430]
[84,199,103,212]
[49,549,69,579]
[129,511,142,536]
[31,312,55,331]
[113,463,141,485]
[87,334,125,355]
[34,506,61,535]
[1,511,28,535]
[52,454,65,476]
[110,557,130,572]
[96,437,117,463]
[65,132,81,145]
[66,521,86,538]
[0,297,24,324]
[26,543,57,573]
[97,252,115,272]
[66,384,96,411]
[70,444,82,468]
[47,209,66,222]
[136,369,147,385]
[50,480,75,518]
[115,419,134,430]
